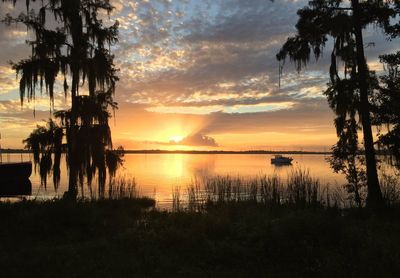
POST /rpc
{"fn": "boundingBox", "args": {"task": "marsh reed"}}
[171,169,363,211]
[108,177,139,200]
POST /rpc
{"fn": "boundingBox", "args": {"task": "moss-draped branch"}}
[2,0,122,195]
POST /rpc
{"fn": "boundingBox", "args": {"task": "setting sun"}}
[169,135,184,143]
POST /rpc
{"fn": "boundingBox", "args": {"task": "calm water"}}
[3,153,348,204]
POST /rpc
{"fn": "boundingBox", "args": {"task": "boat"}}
[0,133,32,182]
[0,162,32,181]
[271,155,293,165]
[0,179,32,196]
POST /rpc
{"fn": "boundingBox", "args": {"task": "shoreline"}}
[2,148,395,156]
[0,149,332,155]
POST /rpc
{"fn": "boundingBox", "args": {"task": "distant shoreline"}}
[1,149,394,156]
[123,150,332,155]
[0,148,331,155]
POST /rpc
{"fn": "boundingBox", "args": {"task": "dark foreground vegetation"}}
[1,195,400,277]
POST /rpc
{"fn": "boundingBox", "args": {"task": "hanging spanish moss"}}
[23,120,63,189]
[276,0,399,208]
[4,0,122,198]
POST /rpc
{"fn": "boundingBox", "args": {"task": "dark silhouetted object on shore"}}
[0,179,32,197]
[0,162,32,182]
[2,0,121,198]
[277,0,399,210]
[373,51,400,169]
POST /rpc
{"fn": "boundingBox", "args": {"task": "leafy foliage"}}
[373,51,400,168]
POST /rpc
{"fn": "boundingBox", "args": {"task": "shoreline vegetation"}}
[1,172,400,276]
[170,172,400,211]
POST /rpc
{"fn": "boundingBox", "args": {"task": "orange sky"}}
[0,0,398,151]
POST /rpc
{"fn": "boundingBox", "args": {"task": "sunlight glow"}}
[170,135,184,143]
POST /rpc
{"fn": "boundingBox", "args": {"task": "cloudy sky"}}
[0,0,398,151]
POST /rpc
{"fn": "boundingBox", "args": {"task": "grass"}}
[173,169,400,211]
[173,169,341,211]
[107,176,139,200]
[1,171,400,277]
[1,198,400,277]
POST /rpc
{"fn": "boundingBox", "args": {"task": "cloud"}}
[177,133,219,147]
[184,0,305,44]
[108,0,338,115]
[142,133,219,147]
[0,0,399,150]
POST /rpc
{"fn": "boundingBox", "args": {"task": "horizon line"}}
[0,148,331,155]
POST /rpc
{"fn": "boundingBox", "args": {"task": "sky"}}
[0,0,398,151]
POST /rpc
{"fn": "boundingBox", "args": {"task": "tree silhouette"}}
[277,0,399,209]
[2,0,121,198]
[373,51,400,168]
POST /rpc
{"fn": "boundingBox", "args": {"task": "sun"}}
[170,135,184,143]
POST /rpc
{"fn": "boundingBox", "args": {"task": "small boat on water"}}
[0,179,32,196]
[0,133,33,182]
[271,155,293,165]
[0,162,32,181]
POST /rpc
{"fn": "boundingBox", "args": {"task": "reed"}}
[165,168,400,211]
[259,175,283,208]
[381,173,400,207]
[176,169,330,210]
[187,179,202,212]
[286,168,321,208]
[108,177,139,200]
[172,186,182,212]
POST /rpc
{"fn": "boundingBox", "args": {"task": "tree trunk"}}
[66,2,84,198]
[352,0,384,209]
[66,114,78,199]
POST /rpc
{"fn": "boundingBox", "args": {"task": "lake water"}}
[2,153,350,205]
